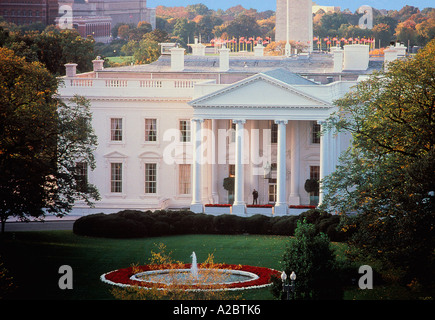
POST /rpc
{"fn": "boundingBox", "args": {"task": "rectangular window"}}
[312,121,321,144]
[75,162,88,192]
[145,118,157,142]
[111,118,123,141]
[179,164,191,194]
[179,120,191,142]
[271,121,278,143]
[111,163,122,193]
[268,178,277,203]
[145,163,157,194]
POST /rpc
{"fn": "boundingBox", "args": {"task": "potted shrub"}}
[304,179,319,206]
[223,176,235,204]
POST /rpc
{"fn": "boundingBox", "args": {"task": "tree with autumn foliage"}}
[0,48,99,233]
[320,39,435,292]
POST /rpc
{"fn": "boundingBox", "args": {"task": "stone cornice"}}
[195,104,331,109]
[61,96,191,103]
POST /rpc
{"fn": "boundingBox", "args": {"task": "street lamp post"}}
[281,271,296,300]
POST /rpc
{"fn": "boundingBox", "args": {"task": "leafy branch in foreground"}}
[320,39,435,291]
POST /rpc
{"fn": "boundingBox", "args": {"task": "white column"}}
[190,118,204,213]
[211,119,219,204]
[275,120,288,215]
[232,119,246,214]
[318,121,330,207]
[289,121,300,205]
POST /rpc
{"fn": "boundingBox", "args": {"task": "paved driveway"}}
[4,216,80,232]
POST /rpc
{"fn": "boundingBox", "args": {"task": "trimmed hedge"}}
[73,209,349,242]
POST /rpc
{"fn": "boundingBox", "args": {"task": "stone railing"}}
[58,77,205,99]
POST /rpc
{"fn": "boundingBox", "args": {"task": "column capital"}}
[317,120,327,125]
[232,119,246,124]
[274,119,288,125]
[191,118,204,123]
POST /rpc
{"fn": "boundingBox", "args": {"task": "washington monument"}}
[275,0,313,53]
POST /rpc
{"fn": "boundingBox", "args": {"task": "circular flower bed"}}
[101,263,280,291]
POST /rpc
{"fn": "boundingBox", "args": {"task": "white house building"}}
[58,44,390,216]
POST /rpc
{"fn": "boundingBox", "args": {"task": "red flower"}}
[204,204,232,207]
[102,264,280,291]
[288,205,316,209]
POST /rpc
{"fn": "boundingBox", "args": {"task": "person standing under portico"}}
[252,189,258,204]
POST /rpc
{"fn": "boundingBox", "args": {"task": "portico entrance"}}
[188,69,343,215]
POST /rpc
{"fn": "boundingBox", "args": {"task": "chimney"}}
[383,46,398,72]
[383,42,407,71]
[254,43,265,57]
[92,56,104,71]
[64,63,78,77]
[191,38,206,56]
[331,47,343,72]
[343,44,369,71]
[170,47,185,71]
[219,46,230,72]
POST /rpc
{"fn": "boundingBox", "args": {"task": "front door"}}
[268,178,277,204]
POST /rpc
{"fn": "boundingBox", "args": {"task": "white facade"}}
[59,48,382,216]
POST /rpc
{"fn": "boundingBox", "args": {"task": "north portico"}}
[188,69,352,214]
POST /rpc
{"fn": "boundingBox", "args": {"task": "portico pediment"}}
[189,72,331,109]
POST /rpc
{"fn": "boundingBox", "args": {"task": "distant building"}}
[58,0,156,29]
[55,0,156,43]
[0,0,59,26]
[55,15,113,43]
[312,2,340,14]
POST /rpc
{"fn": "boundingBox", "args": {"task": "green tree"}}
[143,29,170,43]
[2,26,94,75]
[186,4,210,17]
[172,18,197,44]
[127,21,153,41]
[196,16,223,42]
[279,219,342,300]
[0,48,99,233]
[372,23,392,47]
[321,39,435,289]
[223,14,262,38]
[395,20,418,46]
[132,39,160,64]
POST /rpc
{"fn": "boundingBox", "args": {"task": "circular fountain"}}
[101,251,280,291]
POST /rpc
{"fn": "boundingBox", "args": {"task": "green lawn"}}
[1,231,305,300]
[106,56,133,64]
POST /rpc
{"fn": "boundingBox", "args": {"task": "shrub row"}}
[72,209,349,242]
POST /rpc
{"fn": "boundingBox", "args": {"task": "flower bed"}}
[246,204,273,208]
[288,205,316,209]
[204,204,232,207]
[101,263,280,291]
[204,204,232,214]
